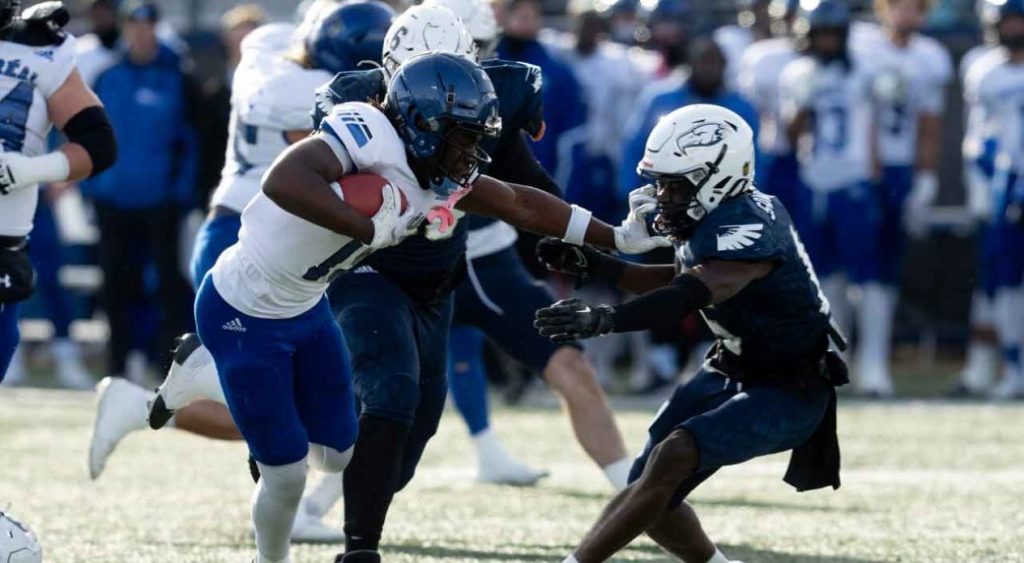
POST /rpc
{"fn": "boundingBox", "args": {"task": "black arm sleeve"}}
[488,132,562,198]
[63,105,116,177]
[609,273,712,333]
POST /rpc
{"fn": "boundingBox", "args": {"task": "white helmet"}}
[295,0,340,41]
[382,4,477,78]
[0,512,42,563]
[638,104,755,236]
[424,0,499,58]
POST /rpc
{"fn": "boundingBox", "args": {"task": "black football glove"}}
[535,237,595,278]
[534,298,614,343]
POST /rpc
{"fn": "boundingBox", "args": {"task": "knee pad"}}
[256,458,307,503]
[308,443,353,473]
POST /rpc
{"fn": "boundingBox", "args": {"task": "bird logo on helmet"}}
[638,105,755,240]
[382,4,477,78]
[384,52,502,198]
[0,0,19,30]
[306,0,396,74]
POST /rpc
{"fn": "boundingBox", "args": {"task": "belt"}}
[0,235,27,250]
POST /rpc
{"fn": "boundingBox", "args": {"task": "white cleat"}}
[149,333,222,429]
[88,377,154,479]
[290,507,345,543]
[477,457,549,487]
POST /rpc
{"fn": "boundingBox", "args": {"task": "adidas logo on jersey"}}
[717,224,763,251]
[222,318,247,332]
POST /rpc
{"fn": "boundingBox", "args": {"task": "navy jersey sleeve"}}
[685,191,790,265]
[311,68,387,129]
[482,59,545,140]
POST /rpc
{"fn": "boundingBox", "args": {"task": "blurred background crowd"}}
[1,0,1018,402]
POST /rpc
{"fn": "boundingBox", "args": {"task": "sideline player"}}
[849,0,952,396]
[779,0,878,392]
[963,0,1024,398]
[0,1,116,379]
[535,104,846,563]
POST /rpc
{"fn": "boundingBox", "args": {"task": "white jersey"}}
[964,49,1024,175]
[209,24,331,213]
[961,44,997,162]
[852,24,952,167]
[0,33,77,236]
[780,56,873,191]
[737,37,797,156]
[212,102,459,318]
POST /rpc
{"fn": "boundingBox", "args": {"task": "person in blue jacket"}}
[81,1,198,377]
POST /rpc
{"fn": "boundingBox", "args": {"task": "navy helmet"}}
[981,0,1024,48]
[307,0,395,74]
[385,52,502,197]
[794,0,851,60]
[0,0,19,30]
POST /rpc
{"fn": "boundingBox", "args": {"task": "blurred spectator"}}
[640,0,697,77]
[619,37,759,200]
[603,0,640,45]
[496,0,586,176]
[714,0,773,87]
[81,1,198,379]
[76,0,122,87]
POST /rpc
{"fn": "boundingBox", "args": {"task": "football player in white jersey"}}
[737,0,800,211]
[847,0,952,396]
[714,0,773,89]
[780,0,879,391]
[963,0,1024,399]
[86,1,395,542]
[0,0,116,381]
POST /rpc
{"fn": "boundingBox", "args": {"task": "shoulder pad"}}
[312,68,386,130]
[685,192,789,264]
[482,59,544,138]
[320,101,404,172]
[5,1,68,46]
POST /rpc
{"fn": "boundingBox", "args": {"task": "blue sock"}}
[448,326,490,436]
[1004,345,1021,376]
[0,303,20,381]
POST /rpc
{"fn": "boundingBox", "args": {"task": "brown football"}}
[338,173,409,217]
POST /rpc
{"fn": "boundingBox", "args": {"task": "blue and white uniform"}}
[780,55,878,282]
[737,36,799,211]
[852,24,952,282]
[0,28,78,379]
[628,190,835,508]
[190,23,332,287]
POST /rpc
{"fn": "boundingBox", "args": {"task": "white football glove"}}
[369,184,422,249]
[0,152,69,195]
[613,185,671,254]
[904,170,938,239]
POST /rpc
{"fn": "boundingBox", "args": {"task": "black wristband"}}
[609,273,712,333]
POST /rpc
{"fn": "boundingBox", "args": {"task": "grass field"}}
[2,387,1024,562]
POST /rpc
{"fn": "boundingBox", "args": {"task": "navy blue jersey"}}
[678,190,830,363]
[312,60,546,298]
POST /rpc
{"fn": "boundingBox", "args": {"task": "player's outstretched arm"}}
[458,175,669,255]
[535,259,774,342]
[263,137,375,244]
[0,70,116,195]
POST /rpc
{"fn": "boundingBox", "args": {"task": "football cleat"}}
[290,507,344,544]
[149,333,221,429]
[88,377,153,479]
[989,373,1024,401]
[477,456,549,487]
[335,550,381,563]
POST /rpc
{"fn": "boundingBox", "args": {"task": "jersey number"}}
[303,240,371,283]
[813,106,847,154]
[0,82,33,152]
[886,102,908,137]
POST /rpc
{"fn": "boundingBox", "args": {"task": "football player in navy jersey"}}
[535,105,847,563]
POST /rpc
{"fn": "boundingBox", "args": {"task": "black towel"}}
[784,386,841,492]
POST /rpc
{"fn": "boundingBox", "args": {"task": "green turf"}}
[1,388,1023,562]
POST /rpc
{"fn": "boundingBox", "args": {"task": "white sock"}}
[300,471,344,519]
[562,555,579,563]
[961,340,998,389]
[706,547,730,563]
[856,283,895,388]
[253,458,307,563]
[601,457,632,490]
